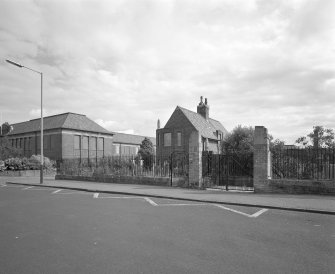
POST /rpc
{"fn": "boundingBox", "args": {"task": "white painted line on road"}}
[93,193,99,198]
[97,196,143,199]
[54,191,91,195]
[214,204,268,218]
[144,197,158,206]
[52,189,62,194]
[1,184,6,187]
[214,204,252,217]
[159,203,208,206]
[22,186,34,190]
[251,208,268,218]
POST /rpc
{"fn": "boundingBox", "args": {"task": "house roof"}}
[8,112,113,136]
[177,106,228,140]
[113,132,156,146]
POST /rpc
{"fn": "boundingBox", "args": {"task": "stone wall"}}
[0,170,56,177]
[188,131,202,188]
[55,174,184,187]
[255,178,335,195]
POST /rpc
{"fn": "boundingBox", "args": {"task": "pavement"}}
[1,176,334,215]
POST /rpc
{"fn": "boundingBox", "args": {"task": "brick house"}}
[112,132,156,156]
[156,97,227,163]
[7,112,114,161]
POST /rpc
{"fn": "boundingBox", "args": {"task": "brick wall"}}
[188,131,202,188]
[156,107,197,163]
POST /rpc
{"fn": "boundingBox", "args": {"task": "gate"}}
[170,151,189,186]
[202,151,253,190]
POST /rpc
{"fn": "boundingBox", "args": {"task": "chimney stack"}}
[157,119,161,129]
[197,96,209,120]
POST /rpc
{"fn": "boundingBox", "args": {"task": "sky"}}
[0,0,334,144]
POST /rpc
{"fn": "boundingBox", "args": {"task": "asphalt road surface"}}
[0,184,334,274]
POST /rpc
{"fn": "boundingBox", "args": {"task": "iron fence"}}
[202,151,253,188]
[271,147,335,180]
[57,154,188,179]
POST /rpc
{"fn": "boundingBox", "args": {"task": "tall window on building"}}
[82,136,89,150]
[177,132,182,146]
[74,135,81,158]
[157,133,160,147]
[44,135,51,150]
[97,137,104,158]
[164,133,171,147]
[90,137,97,151]
[74,135,80,150]
[113,144,120,155]
[28,137,32,150]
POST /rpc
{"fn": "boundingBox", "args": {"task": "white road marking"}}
[52,189,62,194]
[1,184,6,187]
[97,196,144,199]
[159,203,208,206]
[54,191,91,195]
[214,204,252,217]
[214,204,268,218]
[22,186,34,190]
[144,197,158,206]
[251,208,269,218]
[93,193,99,198]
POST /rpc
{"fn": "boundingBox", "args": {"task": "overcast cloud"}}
[0,0,334,143]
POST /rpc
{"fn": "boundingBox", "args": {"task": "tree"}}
[0,122,11,136]
[221,125,285,154]
[138,137,155,169]
[0,136,22,160]
[296,126,335,148]
[221,125,254,153]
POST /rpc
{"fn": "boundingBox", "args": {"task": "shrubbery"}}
[0,155,55,171]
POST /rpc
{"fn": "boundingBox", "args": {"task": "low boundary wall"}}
[255,179,335,195]
[56,174,186,187]
[0,170,56,177]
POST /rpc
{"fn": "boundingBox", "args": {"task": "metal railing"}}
[271,147,335,180]
[57,154,188,179]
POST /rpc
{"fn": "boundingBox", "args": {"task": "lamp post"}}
[6,59,44,184]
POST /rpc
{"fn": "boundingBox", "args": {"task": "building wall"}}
[7,129,63,160]
[156,109,196,163]
[156,108,221,163]
[112,143,139,156]
[61,129,113,160]
[8,129,113,161]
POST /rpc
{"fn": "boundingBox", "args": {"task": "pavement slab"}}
[1,176,334,214]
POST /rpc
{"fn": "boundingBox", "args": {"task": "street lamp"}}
[6,59,44,184]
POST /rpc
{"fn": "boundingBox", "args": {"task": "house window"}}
[98,138,104,151]
[28,137,32,150]
[113,144,120,155]
[164,133,171,147]
[44,135,51,150]
[74,135,81,150]
[82,136,89,150]
[90,137,97,151]
[177,132,182,146]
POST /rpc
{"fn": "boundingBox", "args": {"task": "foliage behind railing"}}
[57,155,188,178]
[272,147,335,180]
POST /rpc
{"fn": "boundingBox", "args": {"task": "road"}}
[0,183,334,273]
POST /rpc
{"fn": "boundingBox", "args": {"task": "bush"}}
[0,160,5,171]
[2,155,55,171]
[28,155,56,171]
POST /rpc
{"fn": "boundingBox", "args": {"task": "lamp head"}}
[6,59,23,68]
